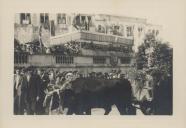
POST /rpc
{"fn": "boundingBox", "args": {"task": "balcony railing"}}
[50,30,133,46]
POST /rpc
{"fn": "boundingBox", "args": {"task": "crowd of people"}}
[14,39,45,54]
[14,67,132,115]
[51,41,133,55]
[14,67,77,115]
[81,41,132,53]
[15,39,132,55]
[50,41,81,55]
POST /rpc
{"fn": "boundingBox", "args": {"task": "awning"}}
[50,30,133,46]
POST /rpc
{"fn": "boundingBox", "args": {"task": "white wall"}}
[31,14,40,26]
[14,13,20,24]
[29,55,54,66]
[74,56,93,64]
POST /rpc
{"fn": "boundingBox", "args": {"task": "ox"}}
[60,77,135,115]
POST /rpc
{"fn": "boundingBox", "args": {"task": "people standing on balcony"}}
[20,13,31,25]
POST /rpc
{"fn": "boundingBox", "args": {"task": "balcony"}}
[50,30,133,46]
[81,49,134,57]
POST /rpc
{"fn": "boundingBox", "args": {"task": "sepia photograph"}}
[1,0,186,128]
[14,13,173,115]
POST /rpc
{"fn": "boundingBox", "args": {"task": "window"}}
[126,26,133,37]
[57,13,66,24]
[97,25,105,33]
[88,16,92,26]
[14,53,28,64]
[114,26,119,30]
[98,25,102,31]
[50,20,55,36]
[20,13,31,24]
[40,13,49,24]
[138,27,143,37]
[75,15,81,25]
[120,57,131,64]
[113,25,120,35]
[81,16,85,24]
[138,27,143,32]
[93,56,106,64]
[56,56,74,64]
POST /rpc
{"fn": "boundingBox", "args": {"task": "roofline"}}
[97,13,147,23]
[146,23,163,28]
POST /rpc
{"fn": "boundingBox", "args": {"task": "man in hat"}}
[64,72,73,84]
[55,72,74,114]
[26,68,42,115]
[14,68,28,115]
[72,70,79,80]
[117,73,134,114]
[36,68,49,115]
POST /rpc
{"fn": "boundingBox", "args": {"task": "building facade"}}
[14,13,162,76]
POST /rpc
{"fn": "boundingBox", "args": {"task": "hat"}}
[65,72,73,80]
[73,70,78,74]
[66,72,73,77]
[15,68,21,74]
[27,66,34,71]
[21,68,26,73]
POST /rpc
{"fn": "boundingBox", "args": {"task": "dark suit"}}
[27,73,41,115]
[14,74,28,115]
[36,73,50,115]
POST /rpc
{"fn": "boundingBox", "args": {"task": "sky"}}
[0,0,186,126]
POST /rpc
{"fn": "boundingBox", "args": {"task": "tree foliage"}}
[136,33,173,80]
[136,33,173,115]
